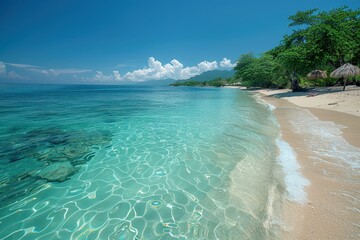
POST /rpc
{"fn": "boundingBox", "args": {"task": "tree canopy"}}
[234,6,360,91]
[234,53,287,88]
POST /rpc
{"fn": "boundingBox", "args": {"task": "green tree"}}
[269,7,360,91]
[234,53,286,88]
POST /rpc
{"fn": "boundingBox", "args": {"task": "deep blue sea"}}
[0,84,305,239]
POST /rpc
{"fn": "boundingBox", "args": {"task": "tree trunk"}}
[343,78,347,91]
[335,77,344,86]
[290,71,304,92]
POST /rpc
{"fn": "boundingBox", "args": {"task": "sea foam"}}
[276,137,310,204]
[253,94,276,111]
[253,93,309,203]
[290,110,360,170]
[267,103,276,111]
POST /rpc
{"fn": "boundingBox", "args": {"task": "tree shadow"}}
[272,86,358,99]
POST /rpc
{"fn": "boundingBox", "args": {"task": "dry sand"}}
[256,85,360,117]
[255,86,360,239]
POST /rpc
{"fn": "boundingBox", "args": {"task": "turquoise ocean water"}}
[0,84,295,239]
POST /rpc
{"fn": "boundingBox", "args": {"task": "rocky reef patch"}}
[0,128,112,206]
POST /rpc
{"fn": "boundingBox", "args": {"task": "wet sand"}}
[259,91,360,240]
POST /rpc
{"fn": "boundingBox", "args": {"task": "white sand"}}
[252,86,360,239]
[256,85,360,117]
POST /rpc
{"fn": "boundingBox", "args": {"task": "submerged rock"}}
[34,162,79,182]
[0,127,113,206]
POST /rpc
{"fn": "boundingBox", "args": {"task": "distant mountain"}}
[177,70,235,83]
[136,70,235,86]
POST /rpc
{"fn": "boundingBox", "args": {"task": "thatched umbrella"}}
[330,63,360,91]
[307,70,327,80]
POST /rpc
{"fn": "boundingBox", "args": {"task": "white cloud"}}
[197,60,218,72]
[6,63,40,69]
[92,71,122,81]
[8,71,27,80]
[94,71,112,81]
[0,62,6,74]
[30,68,92,75]
[50,69,92,75]
[24,68,49,74]
[0,62,27,80]
[113,71,121,80]
[2,58,235,83]
[121,57,220,82]
[220,58,236,69]
[5,62,91,75]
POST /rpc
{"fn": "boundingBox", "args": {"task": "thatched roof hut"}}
[330,63,360,91]
[330,63,360,78]
[307,70,327,80]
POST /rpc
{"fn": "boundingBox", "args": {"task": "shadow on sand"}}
[258,85,359,99]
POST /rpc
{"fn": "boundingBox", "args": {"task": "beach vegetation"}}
[234,53,288,88]
[234,6,360,91]
[170,77,238,87]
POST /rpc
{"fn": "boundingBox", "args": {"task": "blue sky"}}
[0,0,359,83]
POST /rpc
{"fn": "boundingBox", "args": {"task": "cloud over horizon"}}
[0,62,6,74]
[117,57,236,82]
[220,58,237,69]
[0,61,93,82]
[0,61,28,80]
[0,57,236,83]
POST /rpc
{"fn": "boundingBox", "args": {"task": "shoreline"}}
[254,85,360,118]
[254,87,360,239]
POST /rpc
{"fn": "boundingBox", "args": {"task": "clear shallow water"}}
[0,84,285,239]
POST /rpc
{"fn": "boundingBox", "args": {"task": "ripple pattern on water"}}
[0,85,283,239]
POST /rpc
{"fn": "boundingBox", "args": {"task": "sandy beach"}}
[256,85,360,117]
[255,86,360,239]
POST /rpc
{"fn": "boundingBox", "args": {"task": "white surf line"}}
[256,92,310,204]
[276,136,310,204]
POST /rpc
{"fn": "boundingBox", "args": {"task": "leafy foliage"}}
[170,77,238,87]
[234,53,288,88]
[278,6,360,71]
[234,6,360,90]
